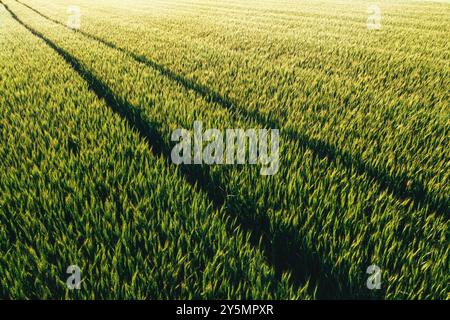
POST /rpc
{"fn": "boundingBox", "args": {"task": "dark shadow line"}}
[3,2,371,299]
[14,0,449,218]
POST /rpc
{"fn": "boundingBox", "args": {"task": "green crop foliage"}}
[0,0,448,299]
[0,5,310,299]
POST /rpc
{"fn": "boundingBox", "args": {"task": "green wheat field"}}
[0,0,448,299]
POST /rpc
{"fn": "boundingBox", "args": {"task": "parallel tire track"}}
[2,1,352,298]
[14,0,449,218]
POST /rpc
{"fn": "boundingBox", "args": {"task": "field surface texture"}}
[0,0,448,299]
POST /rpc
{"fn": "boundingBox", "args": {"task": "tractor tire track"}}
[2,1,362,299]
[14,0,449,218]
